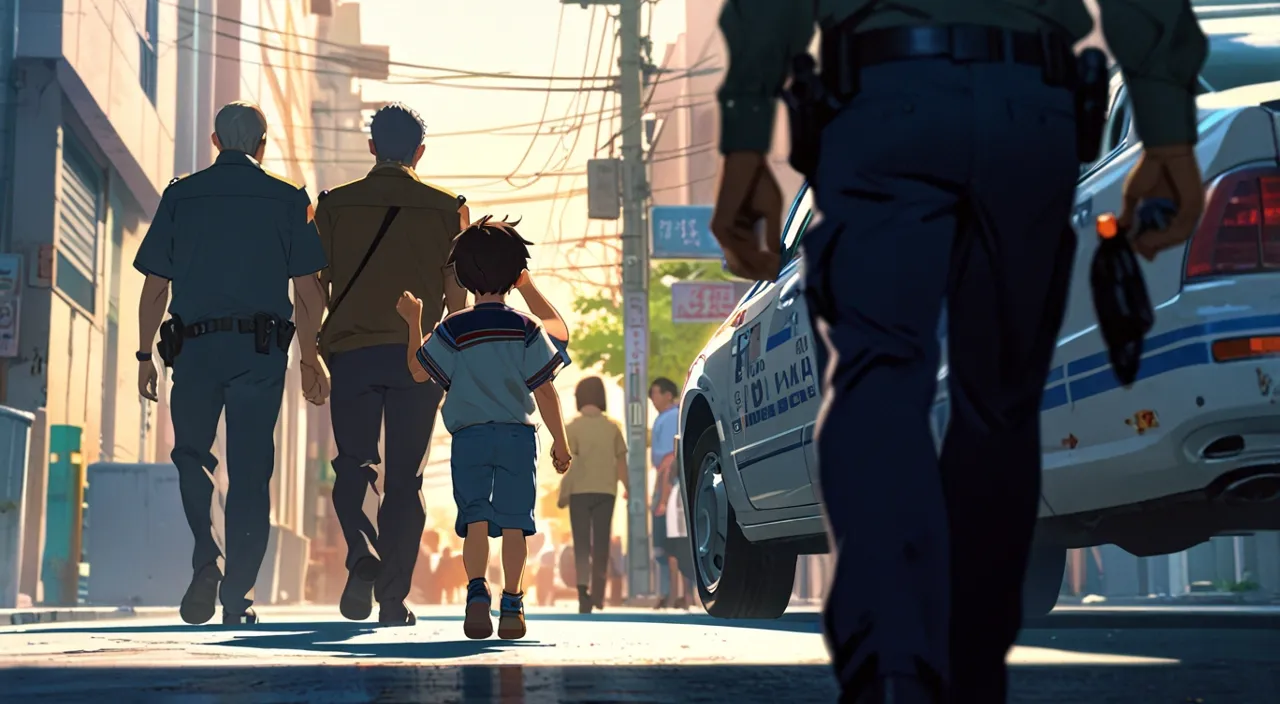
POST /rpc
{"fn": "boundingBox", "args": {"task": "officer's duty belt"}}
[844,24,1076,85]
[183,316,264,338]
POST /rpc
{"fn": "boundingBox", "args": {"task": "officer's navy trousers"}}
[329,343,443,608]
[169,333,288,614]
[800,58,1079,702]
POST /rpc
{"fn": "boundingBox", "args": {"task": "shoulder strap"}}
[326,206,402,322]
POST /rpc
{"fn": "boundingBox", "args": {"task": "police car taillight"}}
[1211,335,1280,362]
[1184,166,1280,281]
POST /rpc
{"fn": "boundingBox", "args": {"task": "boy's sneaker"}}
[463,578,493,639]
[497,591,527,640]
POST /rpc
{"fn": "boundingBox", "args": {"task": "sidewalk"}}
[1,606,178,627]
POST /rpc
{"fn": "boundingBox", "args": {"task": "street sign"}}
[651,205,721,259]
[671,281,741,323]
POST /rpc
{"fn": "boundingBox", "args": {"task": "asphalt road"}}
[0,605,1276,703]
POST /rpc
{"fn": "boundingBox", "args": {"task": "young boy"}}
[395,215,572,640]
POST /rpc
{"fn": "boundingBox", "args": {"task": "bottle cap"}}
[1096,214,1118,239]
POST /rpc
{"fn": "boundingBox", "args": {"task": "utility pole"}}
[565,0,652,598]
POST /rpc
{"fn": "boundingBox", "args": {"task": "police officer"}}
[311,103,470,627]
[708,3,1207,703]
[134,101,330,626]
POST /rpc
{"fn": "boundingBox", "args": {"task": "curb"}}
[2,606,178,627]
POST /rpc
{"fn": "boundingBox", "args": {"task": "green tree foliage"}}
[573,261,735,387]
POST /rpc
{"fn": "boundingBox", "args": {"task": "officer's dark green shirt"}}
[133,150,328,324]
[718,0,1208,152]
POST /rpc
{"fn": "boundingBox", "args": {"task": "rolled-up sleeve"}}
[523,328,569,391]
[717,0,817,153]
[286,188,328,277]
[134,192,177,279]
[416,329,456,390]
[1099,0,1208,147]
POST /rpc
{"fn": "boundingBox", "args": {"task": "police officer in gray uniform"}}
[134,101,330,626]
[709,2,1208,703]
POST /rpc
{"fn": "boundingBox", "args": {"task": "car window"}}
[1202,31,1280,92]
[779,187,814,270]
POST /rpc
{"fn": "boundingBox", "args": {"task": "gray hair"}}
[370,103,426,163]
[214,101,268,154]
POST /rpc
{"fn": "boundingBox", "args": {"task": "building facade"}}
[4,0,181,605]
[0,0,340,606]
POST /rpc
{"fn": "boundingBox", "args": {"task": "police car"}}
[676,7,1280,619]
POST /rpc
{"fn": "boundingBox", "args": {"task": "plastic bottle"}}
[1089,199,1174,386]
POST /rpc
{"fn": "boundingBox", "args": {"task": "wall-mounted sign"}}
[0,297,21,357]
[31,245,53,288]
[0,254,21,296]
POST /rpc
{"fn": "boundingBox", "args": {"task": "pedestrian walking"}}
[400,216,572,640]
[648,378,681,608]
[562,376,629,613]
[710,3,1208,703]
[313,103,470,627]
[134,101,330,626]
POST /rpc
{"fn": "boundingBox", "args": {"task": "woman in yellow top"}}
[561,376,628,614]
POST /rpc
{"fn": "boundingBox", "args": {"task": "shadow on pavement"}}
[5,610,826,637]
[1,663,839,702]
[3,660,1278,704]
[211,629,553,660]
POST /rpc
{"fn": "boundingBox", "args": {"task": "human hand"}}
[515,269,532,290]
[654,498,667,517]
[711,151,783,281]
[138,359,159,402]
[551,439,572,474]
[396,290,423,323]
[1118,145,1205,261]
[301,357,331,406]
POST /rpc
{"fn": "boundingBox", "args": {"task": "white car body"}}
[676,7,1280,619]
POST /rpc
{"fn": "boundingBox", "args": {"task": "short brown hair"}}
[448,215,532,295]
[575,376,607,412]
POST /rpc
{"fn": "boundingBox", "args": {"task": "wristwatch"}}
[136,351,152,362]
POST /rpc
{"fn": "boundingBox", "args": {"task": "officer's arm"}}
[443,265,467,315]
[717,0,817,154]
[138,275,169,357]
[1097,0,1207,147]
[293,274,326,365]
[314,195,335,306]
[133,186,178,356]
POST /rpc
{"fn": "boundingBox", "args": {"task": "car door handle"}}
[777,277,802,307]
[1070,199,1093,230]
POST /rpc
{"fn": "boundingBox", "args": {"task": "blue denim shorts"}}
[451,423,538,539]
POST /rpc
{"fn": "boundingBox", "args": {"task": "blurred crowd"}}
[410,527,626,608]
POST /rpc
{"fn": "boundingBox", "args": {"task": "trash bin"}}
[0,404,34,608]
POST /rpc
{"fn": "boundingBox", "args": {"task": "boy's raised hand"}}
[396,290,423,323]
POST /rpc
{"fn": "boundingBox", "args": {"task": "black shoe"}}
[653,596,669,610]
[222,607,259,626]
[180,563,222,625]
[340,557,380,621]
[577,586,593,614]
[378,604,416,627]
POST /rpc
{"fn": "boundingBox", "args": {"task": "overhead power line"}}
[162,0,716,83]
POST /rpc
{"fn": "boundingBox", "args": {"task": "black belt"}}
[846,24,1076,85]
[183,316,261,338]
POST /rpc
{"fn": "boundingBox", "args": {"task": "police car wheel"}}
[1022,541,1067,618]
[687,425,797,619]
